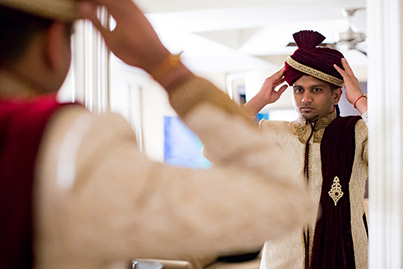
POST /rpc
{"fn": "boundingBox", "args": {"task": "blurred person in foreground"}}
[245,30,368,268]
[0,0,313,268]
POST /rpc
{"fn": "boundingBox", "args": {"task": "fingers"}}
[333,63,345,77]
[79,3,110,37]
[86,0,143,18]
[85,0,121,11]
[78,1,98,19]
[272,67,285,79]
[265,68,284,82]
[277,84,288,95]
[334,58,355,79]
[341,58,354,73]
[272,77,286,87]
[265,68,285,86]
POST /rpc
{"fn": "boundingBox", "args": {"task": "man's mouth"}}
[300,107,314,112]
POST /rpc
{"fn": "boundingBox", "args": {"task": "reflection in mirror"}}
[70,0,371,267]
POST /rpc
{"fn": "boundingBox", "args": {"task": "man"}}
[0,0,313,268]
[244,30,368,268]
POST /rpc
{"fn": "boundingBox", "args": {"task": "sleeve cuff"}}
[361,112,368,126]
[168,76,254,126]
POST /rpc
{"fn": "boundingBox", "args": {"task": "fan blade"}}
[355,48,367,56]
[286,42,297,47]
[286,42,337,48]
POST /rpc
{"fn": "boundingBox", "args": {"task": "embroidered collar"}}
[292,110,337,144]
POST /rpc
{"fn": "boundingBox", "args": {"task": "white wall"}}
[109,59,228,163]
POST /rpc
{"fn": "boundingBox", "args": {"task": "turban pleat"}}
[284,30,344,87]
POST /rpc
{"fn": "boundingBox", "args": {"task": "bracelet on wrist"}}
[353,94,367,109]
[149,52,183,81]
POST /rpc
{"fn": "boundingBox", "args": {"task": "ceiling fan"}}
[286,8,367,56]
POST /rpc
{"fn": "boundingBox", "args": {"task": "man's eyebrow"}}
[309,84,328,88]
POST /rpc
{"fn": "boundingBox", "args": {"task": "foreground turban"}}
[284,30,344,88]
[0,0,77,21]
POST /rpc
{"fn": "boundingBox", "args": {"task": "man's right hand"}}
[79,0,170,75]
[79,0,194,91]
[244,67,288,116]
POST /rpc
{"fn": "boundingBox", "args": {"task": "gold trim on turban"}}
[0,0,77,21]
[286,56,344,87]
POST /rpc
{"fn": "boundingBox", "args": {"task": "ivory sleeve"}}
[35,77,313,267]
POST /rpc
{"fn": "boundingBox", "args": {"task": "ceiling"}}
[128,0,368,77]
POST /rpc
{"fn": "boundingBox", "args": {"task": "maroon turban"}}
[284,30,344,88]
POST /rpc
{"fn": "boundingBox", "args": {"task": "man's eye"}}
[313,88,322,93]
[294,88,303,94]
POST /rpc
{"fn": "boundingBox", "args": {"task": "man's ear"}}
[333,88,342,105]
[43,22,68,70]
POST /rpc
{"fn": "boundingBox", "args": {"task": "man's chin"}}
[300,112,318,122]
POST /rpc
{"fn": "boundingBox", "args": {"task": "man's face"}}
[292,75,341,121]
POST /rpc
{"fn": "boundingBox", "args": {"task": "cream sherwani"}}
[259,111,368,269]
[30,77,313,269]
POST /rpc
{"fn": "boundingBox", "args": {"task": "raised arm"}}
[51,0,315,261]
[334,58,367,116]
[243,68,288,116]
[79,0,191,92]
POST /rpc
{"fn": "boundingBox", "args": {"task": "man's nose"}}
[301,91,312,103]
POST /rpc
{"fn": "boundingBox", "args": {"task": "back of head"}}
[0,0,77,21]
[284,30,345,88]
[0,2,78,267]
[0,0,77,65]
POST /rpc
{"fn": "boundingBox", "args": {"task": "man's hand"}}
[244,68,288,116]
[259,68,288,104]
[334,58,367,114]
[79,0,170,74]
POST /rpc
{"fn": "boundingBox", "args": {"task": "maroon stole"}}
[0,95,70,268]
[310,116,361,269]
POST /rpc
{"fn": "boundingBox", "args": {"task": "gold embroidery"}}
[292,111,337,144]
[301,231,306,268]
[286,56,344,87]
[328,176,344,206]
[313,128,325,143]
[169,77,255,127]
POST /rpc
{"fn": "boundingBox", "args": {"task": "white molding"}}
[367,0,402,267]
[72,9,110,113]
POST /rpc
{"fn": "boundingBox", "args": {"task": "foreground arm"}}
[37,80,312,262]
[35,0,312,266]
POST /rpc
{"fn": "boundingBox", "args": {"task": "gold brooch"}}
[328,176,343,206]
